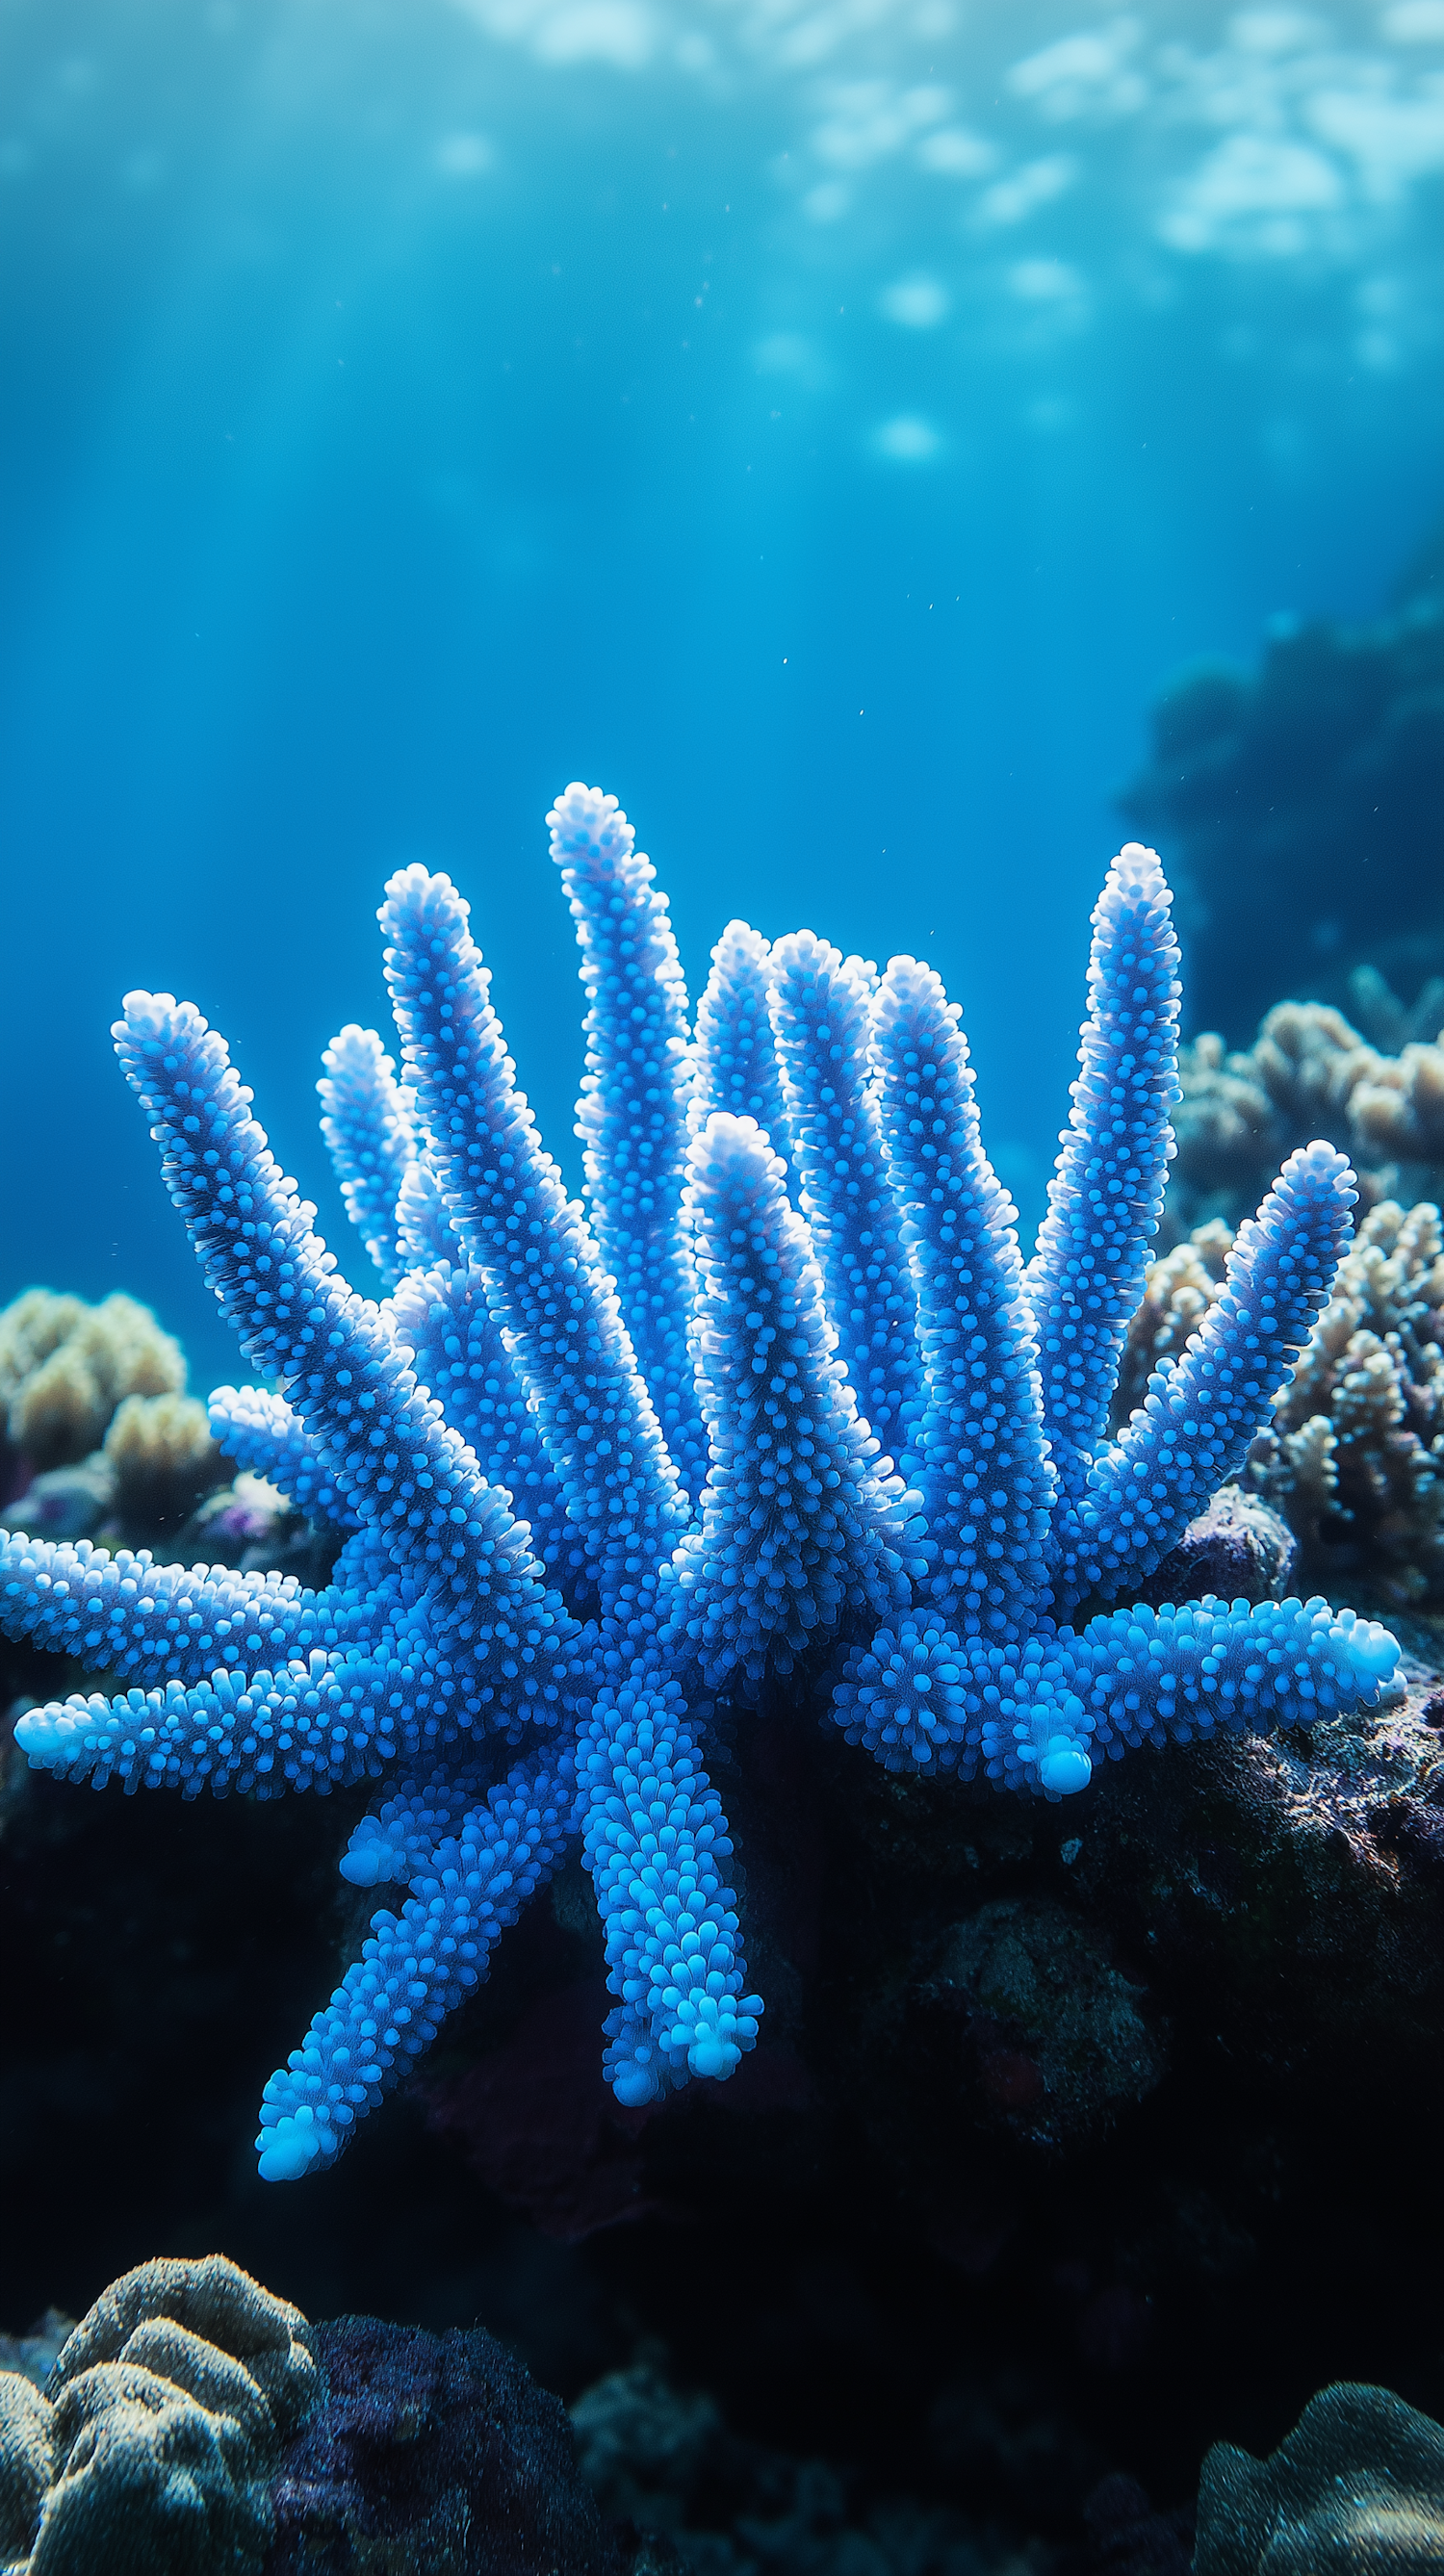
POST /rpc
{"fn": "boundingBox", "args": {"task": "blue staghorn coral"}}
[1,789,1402,2182]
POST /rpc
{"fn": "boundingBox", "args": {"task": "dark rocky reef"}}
[267,2312,657,2574]
[1122,528,1444,1045]
[6,1634,1444,2564]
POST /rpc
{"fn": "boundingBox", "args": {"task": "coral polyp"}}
[0,786,1400,2180]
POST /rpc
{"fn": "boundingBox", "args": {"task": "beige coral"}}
[100,1393,226,1538]
[1108,1220,1232,1433]
[1171,1033,1279,1202]
[0,1291,186,1474]
[0,2254,317,2575]
[1116,1202,1444,1606]
[1251,999,1379,1129]
[1168,1004,1444,1238]
[1349,1033,1444,1168]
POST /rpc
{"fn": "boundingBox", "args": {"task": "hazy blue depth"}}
[2,0,1440,1390]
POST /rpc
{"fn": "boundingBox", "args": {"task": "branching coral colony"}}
[0,791,1402,2180]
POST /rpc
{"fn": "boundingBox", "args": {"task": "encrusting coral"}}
[0,2255,317,2575]
[1122,1202,1444,1606]
[0,786,1403,2182]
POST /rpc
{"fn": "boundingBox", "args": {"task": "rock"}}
[266,2312,638,2574]
[8,1457,115,1543]
[1082,2471,1194,2574]
[1135,1487,1296,1611]
[1194,2381,1444,2571]
[918,1897,1167,2154]
[1071,1682,1444,2081]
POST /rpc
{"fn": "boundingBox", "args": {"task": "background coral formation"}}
[1122,531,1444,1043]
[1117,1201,1444,1609]
[0,1287,229,1549]
[0,1285,334,1578]
[1165,1001,1444,1243]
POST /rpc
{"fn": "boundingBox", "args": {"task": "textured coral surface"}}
[0,2255,317,2575]
[1168,1002,1444,1240]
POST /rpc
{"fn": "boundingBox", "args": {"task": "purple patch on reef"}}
[266,2312,628,2573]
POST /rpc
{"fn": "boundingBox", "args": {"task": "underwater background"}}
[1,4,1442,2571]
[3,0,1441,1378]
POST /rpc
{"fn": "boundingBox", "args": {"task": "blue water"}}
[2,0,1440,1392]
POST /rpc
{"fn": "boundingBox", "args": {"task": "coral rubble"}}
[0,789,1403,2186]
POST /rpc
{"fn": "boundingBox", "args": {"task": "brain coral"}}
[0,2255,316,2575]
[0,786,1401,2180]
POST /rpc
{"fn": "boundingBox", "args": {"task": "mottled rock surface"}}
[1194,2382,1444,2572]
[266,2313,643,2574]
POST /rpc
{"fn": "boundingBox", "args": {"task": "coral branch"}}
[207,1383,357,1529]
[318,1025,417,1289]
[769,932,919,1464]
[1025,844,1181,1508]
[549,784,707,1502]
[0,1528,348,1684]
[577,1665,760,2103]
[834,1592,1398,1797]
[671,1113,918,1687]
[1078,1141,1357,1598]
[872,957,1055,1642]
[692,920,794,1172]
[379,866,689,1612]
[256,1742,580,2179]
